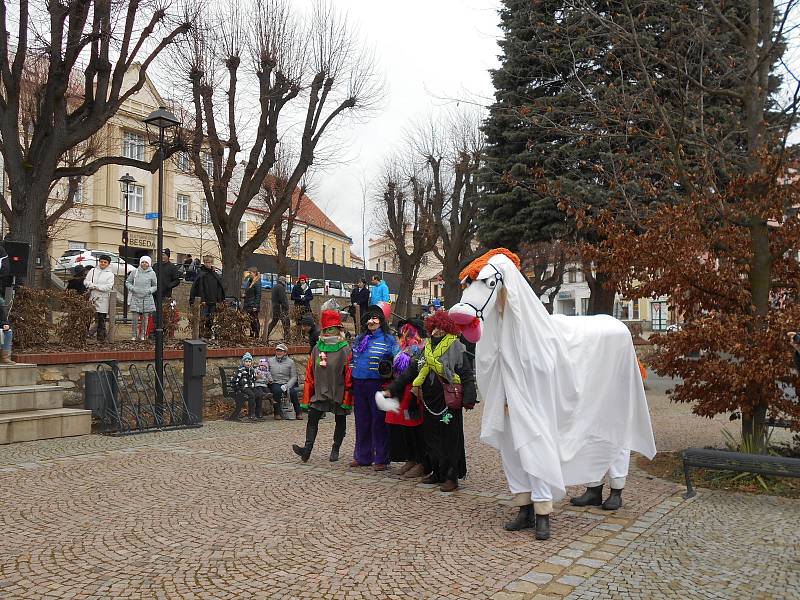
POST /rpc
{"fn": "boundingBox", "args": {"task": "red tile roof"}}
[235,185,349,239]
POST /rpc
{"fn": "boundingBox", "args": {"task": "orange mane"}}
[459,248,521,282]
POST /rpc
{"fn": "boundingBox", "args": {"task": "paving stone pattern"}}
[0,388,796,598]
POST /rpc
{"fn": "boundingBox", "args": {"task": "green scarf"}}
[412,334,461,387]
[316,338,349,353]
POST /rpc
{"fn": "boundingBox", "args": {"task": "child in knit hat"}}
[226,352,262,421]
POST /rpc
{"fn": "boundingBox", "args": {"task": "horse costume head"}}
[449,248,521,343]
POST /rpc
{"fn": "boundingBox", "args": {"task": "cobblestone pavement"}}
[0,383,796,599]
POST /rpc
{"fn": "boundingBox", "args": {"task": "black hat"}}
[364,304,387,324]
[300,314,316,327]
[397,318,427,338]
[162,248,171,257]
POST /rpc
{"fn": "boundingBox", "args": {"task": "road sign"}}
[145,212,160,220]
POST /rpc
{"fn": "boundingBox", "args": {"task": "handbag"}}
[440,377,463,410]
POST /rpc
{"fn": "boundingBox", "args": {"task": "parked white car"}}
[55,249,134,276]
[309,279,347,297]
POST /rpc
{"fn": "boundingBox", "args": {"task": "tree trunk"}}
[587,270,616,316]
[275,253,289,277]
[441,259,463,310]
[220,236,244,299]
[6,180,49,286]
[395,281,415,320]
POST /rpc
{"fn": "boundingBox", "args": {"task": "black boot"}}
[329,446,340,462]
[504,505,534,531]
[602,488,623,510]
[570,484,604,507]
[292,443,312,463]
[534,514,551,541]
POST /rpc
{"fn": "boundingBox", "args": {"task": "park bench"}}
[218,365,305,415]
[681,448,800,499]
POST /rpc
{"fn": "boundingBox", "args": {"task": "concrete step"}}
[0,385,64,414]
[0,364,39,387]
[0,408,92,444]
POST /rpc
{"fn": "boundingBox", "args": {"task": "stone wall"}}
[38,353,310,410]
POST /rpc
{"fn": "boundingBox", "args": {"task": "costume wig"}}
[424,310,462,336]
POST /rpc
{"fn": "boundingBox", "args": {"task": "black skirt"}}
[389,424,426,464]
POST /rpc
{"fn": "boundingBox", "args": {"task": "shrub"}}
[9,286,51,348]
[55,290,96,348]
[212,304,250,345]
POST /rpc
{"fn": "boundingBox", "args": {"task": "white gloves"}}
[375,390,400,414]
[280,384,287,392]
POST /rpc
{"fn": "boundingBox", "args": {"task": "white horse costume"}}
[450,249,656,524]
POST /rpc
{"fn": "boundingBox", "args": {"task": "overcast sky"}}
[308,0,502,260]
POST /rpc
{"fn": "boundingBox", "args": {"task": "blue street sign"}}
[145,212,160,219]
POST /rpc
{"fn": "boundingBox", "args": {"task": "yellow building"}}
[36,65,351,270]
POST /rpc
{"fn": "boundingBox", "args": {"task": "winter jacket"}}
[266,355,298,388]
[243,278,262,311]
[370,280,390,305]
[231,365,257,393]
[271,281,290,316]
[84,266,115,314]
[350,286,369,319]
[66,277,87,294]
[126,267,158,313]
[189,266,226,305]
[153,260,181,299]
[291,283,313,308]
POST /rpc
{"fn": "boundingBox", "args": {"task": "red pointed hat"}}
[320,309,344,330]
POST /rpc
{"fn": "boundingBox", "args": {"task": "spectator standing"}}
[182,255,193,278]
[126,256,157,341]
[789,331,800,372]
[267,343,301,420]
[153,248,181,302]
[350,278,370,329]
[291,274,313,316]
[300,313,320,348]
[266,275,291,341]
[84,254,115,342]
[370,275,389,305]
[189,255,226,338]
[242,266,262,338]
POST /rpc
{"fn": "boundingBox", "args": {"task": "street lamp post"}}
[119,173,136,319]
[143,106,181,423]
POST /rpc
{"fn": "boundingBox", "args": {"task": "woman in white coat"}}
[83,254,115,342]
[126,256,157,341]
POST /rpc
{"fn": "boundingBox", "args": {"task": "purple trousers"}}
[352,378,390,466]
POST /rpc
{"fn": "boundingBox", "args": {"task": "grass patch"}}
[637,453,800,499]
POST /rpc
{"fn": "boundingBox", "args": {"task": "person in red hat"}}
[291,274,314,339]
[292,309,353,463]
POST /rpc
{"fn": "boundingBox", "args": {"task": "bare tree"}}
[176,0,381,292]
[0,1,193,283]
[412,110,483,307]
[517,241,573,313]
[373,158,438,318]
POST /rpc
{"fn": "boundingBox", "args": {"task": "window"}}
[176,194,189,221]
[202,152,214,176]
[123,184,144,213]
[342,247,346,266]
[323,244,327,262]
[68,241,86,250]
[383,260,387,271]
[176,152,190,171]
[331,247,335,264]
[375,261,379,270]
[201,205,211,224]
[309,240,315,260]
[566,269,577,284]
[123,132,145,161]
[580,298,589,315]
[632,301,640,320]
[238,221,248,244]
[63,177,83,203]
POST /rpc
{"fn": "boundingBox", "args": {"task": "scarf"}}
[412,334,461,387]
